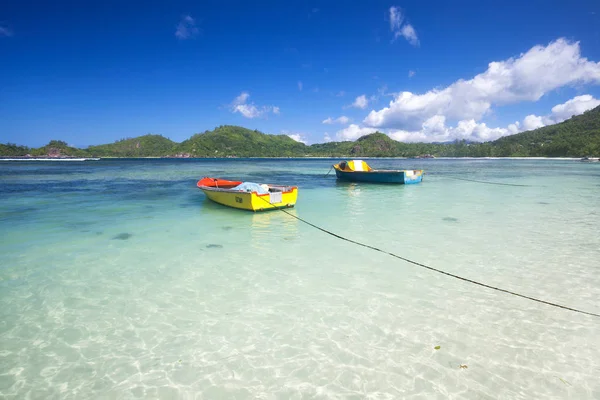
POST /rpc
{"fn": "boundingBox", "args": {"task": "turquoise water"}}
[1,158,599,399]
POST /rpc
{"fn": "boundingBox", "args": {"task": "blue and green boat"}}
[333,159,424,184]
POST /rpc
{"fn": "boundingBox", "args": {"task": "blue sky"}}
[1,0,600,147]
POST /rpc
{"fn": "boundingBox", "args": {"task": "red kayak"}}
[196,177,242,189]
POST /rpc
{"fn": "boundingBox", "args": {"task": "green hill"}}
[310,133,397,157]
[484,106,600,157]
[25,140,88,157]
[176,125,307,157]
[309,133,449,157]
[2,105,599,158]
[0,143,31,157]
[87,134,177,157]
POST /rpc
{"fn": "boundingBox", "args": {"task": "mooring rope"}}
[259,196,599,318]
[441,175,538,187]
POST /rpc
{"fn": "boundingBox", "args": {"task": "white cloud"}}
[339,94,600,143]
[550,94,600,121]
[335,124,377,141]
[234,92,250,104]
[522,115,547,131]
[230,92,279,119]
[519,94,600,131]
[399,24,419,46]
[336,91,346,97]
[352,95,368,109]
[389,6,404,31]
[364,39,600,131]
[387,116,510,143]
[389,6,419,46]
[298,81,303,91]
[175,15,199,39]
[233,104,261,119]
[322,116,350,125]
[324,133,333,142]
[408,70,416,78]
[286,133,307,144]
[0,25,13,37]
[507,122,520,135]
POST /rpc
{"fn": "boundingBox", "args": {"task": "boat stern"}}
[404,170,424,184]
[251,186,298,211]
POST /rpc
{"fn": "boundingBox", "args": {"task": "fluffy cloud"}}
[393,94,600,142]
[507,122,520,135]
[522,115,547,131]
[334,124,377,141]
[175,15,199,39]
[387,116,510,143]
[389,6,403,31]
[364,39,600,131]
[285,133,307,144]
[352,95,368,109]
[399,24,419,46]
[550,94,600,121]
[340,94,600,143]
[408,70,416,78]
[520,95,600,131]
[234,92,249,104]
[230,92,279,119]
[389,6,419,46]
[322,116,350,125]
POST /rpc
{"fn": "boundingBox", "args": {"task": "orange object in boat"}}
[196,177,242,189]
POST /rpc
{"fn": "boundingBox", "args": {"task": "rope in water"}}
[259,196,599,318]
[440,175,538,187]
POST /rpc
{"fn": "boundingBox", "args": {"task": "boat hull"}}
[334,169,423,184]
[200,187,298,211]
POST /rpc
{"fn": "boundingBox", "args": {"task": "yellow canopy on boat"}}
[338,160,372,172]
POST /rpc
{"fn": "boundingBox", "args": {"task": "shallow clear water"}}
[1,158,599,399]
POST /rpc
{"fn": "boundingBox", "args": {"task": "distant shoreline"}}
[0,157,101,161]
[0,156,585,161]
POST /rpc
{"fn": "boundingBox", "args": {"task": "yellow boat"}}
[197,177,298,212]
